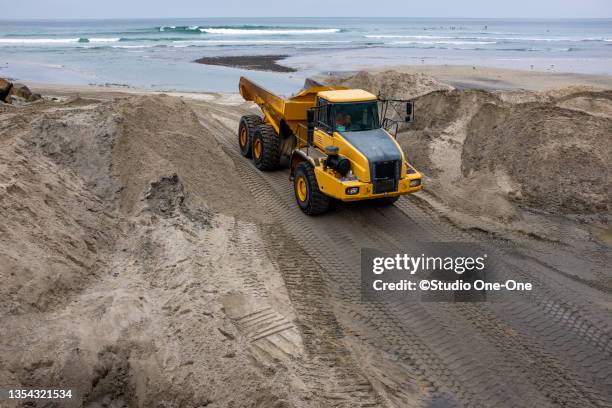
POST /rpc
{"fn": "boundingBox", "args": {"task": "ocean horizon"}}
[1,17,611,93]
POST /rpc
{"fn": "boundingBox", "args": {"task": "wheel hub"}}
[297,176,308,202]
[254,138,262,159]
[239,127,247,147]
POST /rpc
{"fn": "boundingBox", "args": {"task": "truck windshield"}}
[333,102,380,132]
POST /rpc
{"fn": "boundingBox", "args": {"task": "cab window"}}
[316,97,332,133]
[333,102,380,132]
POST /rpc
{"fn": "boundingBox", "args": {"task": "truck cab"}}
[298,89,422,205]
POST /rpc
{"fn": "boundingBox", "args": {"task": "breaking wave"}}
[158,25,202,32]
[0,38,82,44]
[200,28,341,35]
[158,25,341,35]
[391,40,497,45]
[0,37,121,45]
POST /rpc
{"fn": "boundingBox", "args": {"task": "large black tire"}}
[252,124,281,171]
[371,196,400,206]
[294,162,330,215]
[238,115,262,158]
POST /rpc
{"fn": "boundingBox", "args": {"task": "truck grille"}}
[372,160,400,194]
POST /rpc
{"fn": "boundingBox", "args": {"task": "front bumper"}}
[314,168,422,202]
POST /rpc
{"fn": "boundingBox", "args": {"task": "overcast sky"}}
[3,0,612,19]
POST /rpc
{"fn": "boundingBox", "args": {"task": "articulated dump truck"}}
[238,77,422,215]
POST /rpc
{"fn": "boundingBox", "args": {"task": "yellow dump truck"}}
[238,77,422,215]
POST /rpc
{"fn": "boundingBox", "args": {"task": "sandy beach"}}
[1,66,611,407]
[25,63,612,99]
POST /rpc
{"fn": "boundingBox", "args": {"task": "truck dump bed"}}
[238,77,348,136]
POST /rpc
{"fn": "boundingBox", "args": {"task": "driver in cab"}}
[335,113,352,132]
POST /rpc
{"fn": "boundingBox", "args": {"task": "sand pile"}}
[0,95,322,407]
[0,99,117,316]
[326,70,454,100]
[111,95,257,218]
[463,98,612,215]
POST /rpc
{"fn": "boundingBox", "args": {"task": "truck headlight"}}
[346,187,360,195]
[409,179,421,187]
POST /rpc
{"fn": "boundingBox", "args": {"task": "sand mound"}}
[112,94,256,218]
[0,95,306,407]
[555,90,612,118]
[464,102,612,214]
[399,90,612,214]
[326,70,454,99]
[0,104,116,315]
[29,102,120,204]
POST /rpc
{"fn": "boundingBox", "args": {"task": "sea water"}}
[1,18,611,94]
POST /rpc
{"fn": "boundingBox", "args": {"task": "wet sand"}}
[194,55,296,73]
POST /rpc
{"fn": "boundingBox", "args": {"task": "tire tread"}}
[254,124,281,171]
[238,115,263,158]
[295,162,330,215]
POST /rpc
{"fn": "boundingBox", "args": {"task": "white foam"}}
[199,28,341,35]
[391,40,497,45]
[0,38,80,44]
[365,35,450,39]
[111,45,154,49]
[173,40,350,44]
[476,36,595,42]
[87,38,121,43]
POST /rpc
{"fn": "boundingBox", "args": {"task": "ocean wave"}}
[494,48,540,52]
[391,40,497,45]
[172,39,350,44]
[0,38,81,44]
[0,37,122,45]
[199,28,341,35]
[111,45,156,49]
[80,38,121,43]
[159,25,201,32]
[118,37,197,42]
[367,34,611,43]
[157,25,342,35]
[492,37,603,42]
[365,35,451,39]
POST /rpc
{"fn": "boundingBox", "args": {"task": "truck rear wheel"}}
[294,163,330,215]
[238,115,262,158]
[252,124,281,171]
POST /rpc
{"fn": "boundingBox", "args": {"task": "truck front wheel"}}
[238,115,262,158]
[252,124,281,171]
[294,163,330,215]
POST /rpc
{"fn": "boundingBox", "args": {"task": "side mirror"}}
[306,108,315,145]
[405,102,414,123]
